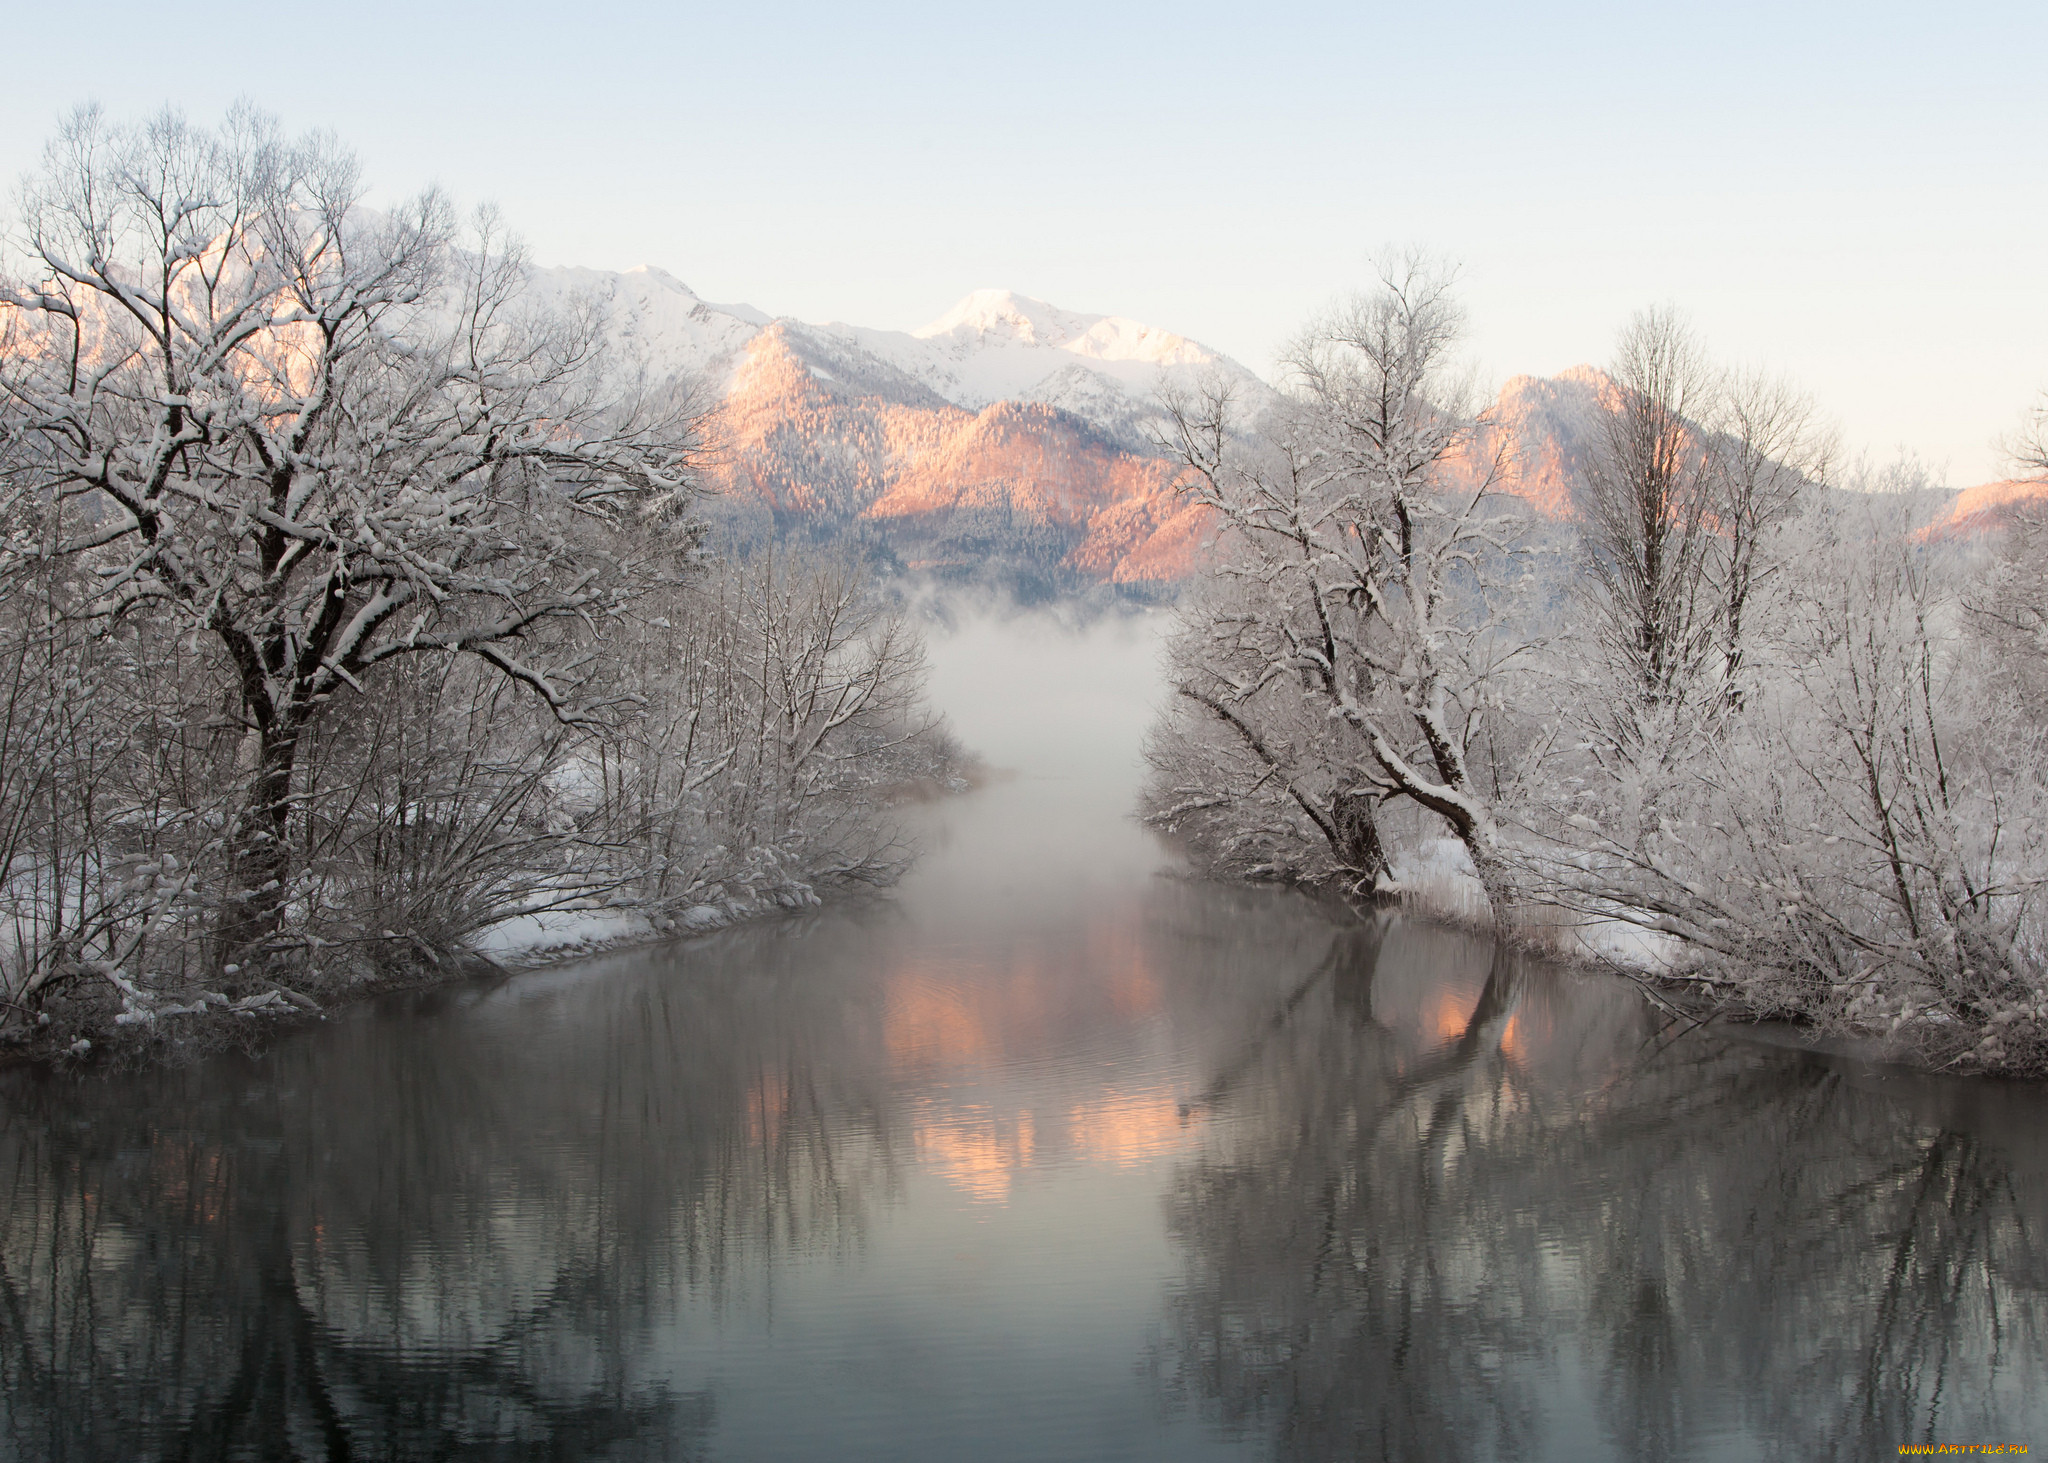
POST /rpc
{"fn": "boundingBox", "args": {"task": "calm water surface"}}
[3,614,2046,1461]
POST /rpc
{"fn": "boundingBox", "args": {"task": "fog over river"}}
[3,612,2045,1461]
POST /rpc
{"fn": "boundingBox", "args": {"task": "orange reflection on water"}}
[914,1103,1037,1203]
[885,964,1001,1068]
[914,1090,1197,1202]
[883,916,1167,1074]
[1066,1089,1197,1168]
[744,1067,788,1149]
[1426,988,1478,1046]
[1499,998,1552,1067]
[885,908,1178,1201]
[1084,920,1164,1018]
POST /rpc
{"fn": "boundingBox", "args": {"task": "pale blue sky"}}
[3,1,2041,481]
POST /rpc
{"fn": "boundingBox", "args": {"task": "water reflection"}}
[4,880,2047,1459]
[1160,923,2048,1462]
[0,860,1330,1461]
[2,608,2045,1460]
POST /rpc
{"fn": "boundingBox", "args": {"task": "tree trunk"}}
[1466,836,1519,935]
[1330,789,1396,902]
[217,728,298,976]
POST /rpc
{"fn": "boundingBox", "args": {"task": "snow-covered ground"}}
[465,896,801,970]
[1392,836,1682,970]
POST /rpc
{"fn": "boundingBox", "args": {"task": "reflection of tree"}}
[0,1104,715,1460]
[0,928,913,1458]
[1163,925,2048,1460]
[1179,925,1388,1122]
[7,896,2043,1459]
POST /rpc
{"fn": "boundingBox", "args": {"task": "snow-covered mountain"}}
[814,290,1258,447]
[522,268,1270,585]
[526,265,769,382]
[530,265,2047,586]
[532,269,1269,451]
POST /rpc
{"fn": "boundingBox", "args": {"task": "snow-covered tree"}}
[0,106,704,972]
[587,548,948,914]
[1710,370,1831,706]
[1535,488,2048,1072]
[1150,272,2044,1070]
[2010,392,2048,479]
[1564,313,1828,850]
[1145,260,1535,921]
[1573,307,1724,756]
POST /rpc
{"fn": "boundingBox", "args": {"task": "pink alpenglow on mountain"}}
[1922,478,2048,539]
[548,267,2037,580]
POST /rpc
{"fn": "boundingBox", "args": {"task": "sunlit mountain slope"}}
[533,265,2042,583]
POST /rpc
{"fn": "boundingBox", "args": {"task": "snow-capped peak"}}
[916,289,1080,346]
[913,288,1213,368]
[524,263,771,381]
[508,265,1270,447]
[620,263,690,290]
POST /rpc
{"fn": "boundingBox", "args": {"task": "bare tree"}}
[0,106,704,978]
[1537,491,2048,1072]
[1975,391,2048,717]
[2008,392,2048,478]
[1143,387,1399,891]
[1972,502,2048,719]
[1711,371,1830,706]
[590,548,945,914]
[1574,307,1723,756]
[1146,259,1534,921]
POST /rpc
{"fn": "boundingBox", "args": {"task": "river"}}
[2,611,2045,1461]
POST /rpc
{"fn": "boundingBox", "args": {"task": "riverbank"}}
[1374,835,2048,1080]
[0,761,992,1073]
[0,898,825,1072]
[9,740,2043,1462]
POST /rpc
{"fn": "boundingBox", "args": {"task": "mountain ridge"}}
[535,264,2046,583]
